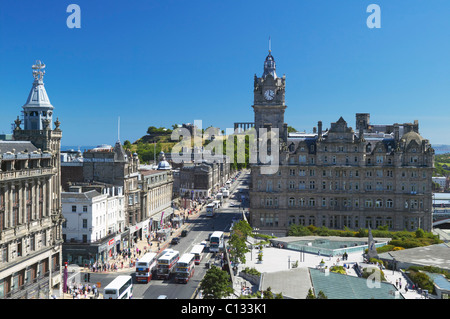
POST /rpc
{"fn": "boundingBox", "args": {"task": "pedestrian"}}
[395,280,398,287]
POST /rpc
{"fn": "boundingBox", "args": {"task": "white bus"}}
[103,275,133,299]
[206,203,216,217]
[209,231,224,253]
[213,200,221,209]
[190,244,205,265]
[226,181,231,189]
[175,253,195,284]
[156,249,180,279]
[222,190,229,198]
[135,252,158,283]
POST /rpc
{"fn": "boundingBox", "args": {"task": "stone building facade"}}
[82,142,141,229]
[140,167,174,231]
[249,52,434,235]
[0,61,64,298]
[61,186,125,265]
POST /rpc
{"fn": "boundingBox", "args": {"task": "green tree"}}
[306,288,315,299]
[232,220,253,238]
[228,233,250,265]
[200,265,233,299]
[228,220,252,264]
[262,287,274,299]
[415,228,425,238]
[317,290,328,299]
[123,140,131,150]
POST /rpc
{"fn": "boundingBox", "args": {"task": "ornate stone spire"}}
[22,60,54,130]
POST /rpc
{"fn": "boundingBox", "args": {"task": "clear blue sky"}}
[1,0,450,146]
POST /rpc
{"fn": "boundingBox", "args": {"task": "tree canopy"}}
[200,265,233,299]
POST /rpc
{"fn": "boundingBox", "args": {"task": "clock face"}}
[264,89,275,100]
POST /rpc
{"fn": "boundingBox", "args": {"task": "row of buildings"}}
[0,60,233,298]
[0,62,185,298]
[60,145,175,267]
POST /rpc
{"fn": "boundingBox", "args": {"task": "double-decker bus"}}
[156,249,180,279]
[175,253,195,284]
[209,231,224,253]
[135,252,157,283]
[190,244,205,265]
[103,275,133,299]
[206,203,216,217]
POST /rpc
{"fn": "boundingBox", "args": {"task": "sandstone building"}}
[249,51,434,235]
[0,61,64,298]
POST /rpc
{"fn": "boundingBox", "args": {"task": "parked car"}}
[181,230,188,237]
[171,237,180,245]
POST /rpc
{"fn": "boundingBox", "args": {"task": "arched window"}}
[386,199,393,208]
[299,198,305,207]
[299,215,305,226]
[288,197,295,207]
[288,215,296,226]
[375,199,383,208]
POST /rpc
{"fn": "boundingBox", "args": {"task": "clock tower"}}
[252,49,287,142]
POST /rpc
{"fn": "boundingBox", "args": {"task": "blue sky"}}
[1,0,450,146]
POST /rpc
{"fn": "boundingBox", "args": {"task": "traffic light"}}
[84,273,91,282]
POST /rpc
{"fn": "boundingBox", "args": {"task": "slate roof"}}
[0,141,38,154]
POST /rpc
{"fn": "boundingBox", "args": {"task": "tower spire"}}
[268,36,271,53]
[22,60,54,130]
[118,116,120,142]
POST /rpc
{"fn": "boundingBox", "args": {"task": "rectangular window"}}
[72,206,76,212]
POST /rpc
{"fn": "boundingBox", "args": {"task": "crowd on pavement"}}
[61,198,207,299]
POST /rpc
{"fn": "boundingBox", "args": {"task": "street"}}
[88,169,250,299]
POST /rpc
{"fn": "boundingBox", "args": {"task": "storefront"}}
[151,207,175,231]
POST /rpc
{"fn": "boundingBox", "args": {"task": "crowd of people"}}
[67,283,99,299]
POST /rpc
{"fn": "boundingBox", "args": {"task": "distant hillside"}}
[433,145,450,154]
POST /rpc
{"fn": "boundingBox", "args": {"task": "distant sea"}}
[61,146,97,152]
[433,145,450,155]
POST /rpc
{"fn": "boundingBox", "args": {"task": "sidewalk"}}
[60,204,206,299]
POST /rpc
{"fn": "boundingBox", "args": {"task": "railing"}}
[0,167,53,181]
